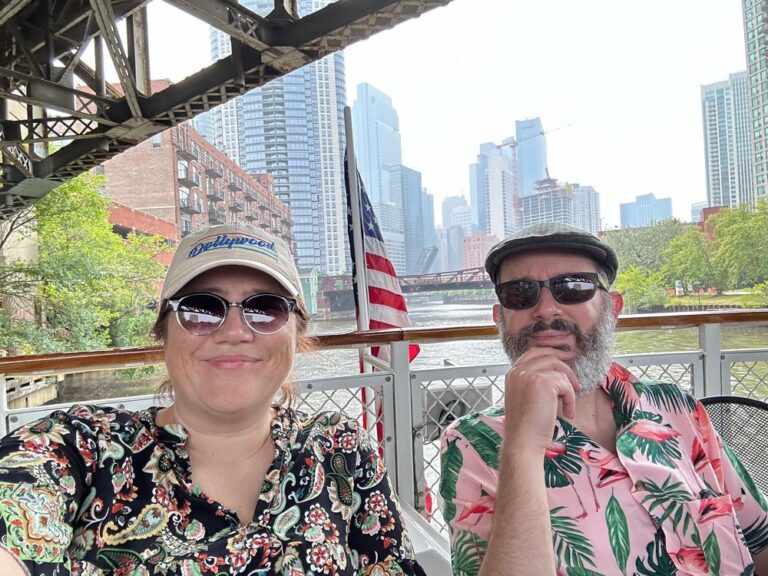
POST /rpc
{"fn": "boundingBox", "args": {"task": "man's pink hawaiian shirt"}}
[440,362,768,576]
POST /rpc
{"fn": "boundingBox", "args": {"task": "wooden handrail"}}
[1,309,768,376]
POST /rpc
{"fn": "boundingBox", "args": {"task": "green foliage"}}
[0,173,171,354]
[741,280,768,309]
[661,226,724,291]
[613,266,668,313]
[602,220,686,274]
[709,201,768,288]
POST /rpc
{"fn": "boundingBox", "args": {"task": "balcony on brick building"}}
[178,165,200,188]
[179,193,202,214]
[230,200,244,212]
[227,177,242,191]
[176,140,198,162]
[206,185,224,202]
[245,208,258,222]
[204,160,223,178]
[208,206,226,225]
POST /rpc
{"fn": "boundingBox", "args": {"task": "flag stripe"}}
[365,252,398,277]
[369,287,409,312]
[369,307,413,328]
[367,268,402,294]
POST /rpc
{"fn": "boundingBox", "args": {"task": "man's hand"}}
[502,346,581,452]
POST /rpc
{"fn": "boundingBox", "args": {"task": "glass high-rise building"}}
[743,0,768,198]
[516,117,548,197]
[352,83,405,273]
[571,184,601,235]
[469,140,518,238]
[522,180,573,228]
[202,0,347,273]
[701,72,754,208]
[399,166,426,275]
[620,193,673,229]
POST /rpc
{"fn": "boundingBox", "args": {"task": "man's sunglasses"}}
[495,272,608,310]
[166,292,297,336]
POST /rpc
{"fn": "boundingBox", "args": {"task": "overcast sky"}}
[140,0,747,228]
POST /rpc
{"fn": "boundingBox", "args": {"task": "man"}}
[439,222,768,576]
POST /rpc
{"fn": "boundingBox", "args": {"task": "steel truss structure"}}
[0,0,452,218]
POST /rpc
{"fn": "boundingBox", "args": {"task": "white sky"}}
[141,0,747,228]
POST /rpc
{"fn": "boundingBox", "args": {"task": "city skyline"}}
[137,0,746,228]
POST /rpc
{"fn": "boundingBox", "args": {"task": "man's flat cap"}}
[485,222,619,285]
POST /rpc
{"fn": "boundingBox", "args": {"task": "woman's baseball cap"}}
[161,223,302,300]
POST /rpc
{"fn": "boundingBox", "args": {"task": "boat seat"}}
[401,502,452,575]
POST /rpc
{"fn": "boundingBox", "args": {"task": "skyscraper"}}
[516,117,548,197]
[701,72,754,208]
[469,141,518,237]
[469,142,496,231]
[352,83,405,273]
[743,0,768,199]
[522,179,573,228]
[399,165,425,274]
[571,184,601,235]
[620,193,673,229]
[202,0,347,274]
[421,191,438,273]
[442,195,467,230]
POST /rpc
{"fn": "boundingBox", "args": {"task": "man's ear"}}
[610,292,624,318]
[492,303,503,325]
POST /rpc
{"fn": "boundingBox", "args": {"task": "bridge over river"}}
[320,266,494,311]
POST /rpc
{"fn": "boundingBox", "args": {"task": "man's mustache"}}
[520,319,581,339]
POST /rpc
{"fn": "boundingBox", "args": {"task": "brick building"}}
[463,231,499,269]
[100,122,292,247]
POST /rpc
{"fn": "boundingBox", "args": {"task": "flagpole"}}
[344,106,380,442]
[344,106,370,333]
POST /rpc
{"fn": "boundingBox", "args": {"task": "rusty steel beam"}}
[0,0,455,216]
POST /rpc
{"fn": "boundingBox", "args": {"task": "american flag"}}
[345,156,420,363]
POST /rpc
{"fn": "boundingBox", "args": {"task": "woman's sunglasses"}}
[166,292,297,335]
[495,272,608,310]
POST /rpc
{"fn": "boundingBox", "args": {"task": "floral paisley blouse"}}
[0,404,425,576]
[440,362,768,576]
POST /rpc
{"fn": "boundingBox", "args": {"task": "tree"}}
[613,266,668,313]
[661,226,723,291]
[741,280,768,308]
[0,173,171,354]
[602,220,686,274]
[709,201,768,289]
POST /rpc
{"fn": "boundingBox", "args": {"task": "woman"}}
[0,223,425,576]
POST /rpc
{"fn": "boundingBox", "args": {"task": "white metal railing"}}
[2,313,768,544]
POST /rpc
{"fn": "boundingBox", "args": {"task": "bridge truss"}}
[0,0,452,218]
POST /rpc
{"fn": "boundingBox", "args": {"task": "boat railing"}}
[2,310,768,545]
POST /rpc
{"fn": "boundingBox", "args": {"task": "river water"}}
[293,302,768,380]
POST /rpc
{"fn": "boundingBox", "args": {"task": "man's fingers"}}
[511,349,582,395]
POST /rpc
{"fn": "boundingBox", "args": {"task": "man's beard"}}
[499,294,617,397]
